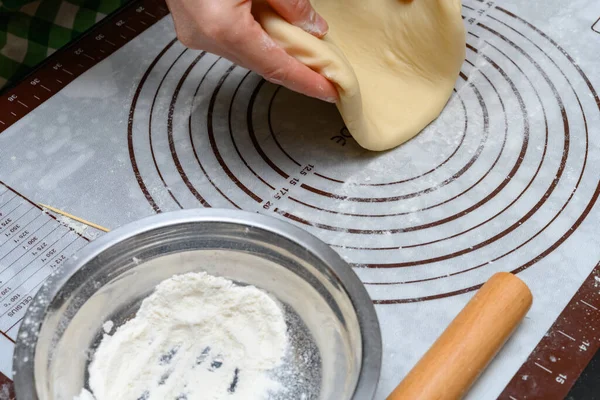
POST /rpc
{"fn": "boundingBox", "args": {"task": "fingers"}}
[232,29,338,102]
[165,0,338,102]
[266,0,329,37]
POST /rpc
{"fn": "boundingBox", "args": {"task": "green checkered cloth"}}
[0,0,129,88]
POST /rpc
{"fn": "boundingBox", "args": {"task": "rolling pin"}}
[387,272,533,400]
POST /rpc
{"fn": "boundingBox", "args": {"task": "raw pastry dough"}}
[255,0,465,151]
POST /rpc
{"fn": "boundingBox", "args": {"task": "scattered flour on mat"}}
[40,207,100,239]
[75,272,288,400]
[54,214,88,235]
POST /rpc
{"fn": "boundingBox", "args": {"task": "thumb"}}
[266,0,329,37]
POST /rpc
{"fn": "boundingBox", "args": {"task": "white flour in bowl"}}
[74,272,288,400]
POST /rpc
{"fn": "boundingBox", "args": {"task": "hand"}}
[165,0,339,103]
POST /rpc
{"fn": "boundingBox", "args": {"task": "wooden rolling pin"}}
[387,272,533,400]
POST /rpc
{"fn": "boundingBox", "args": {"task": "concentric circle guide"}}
[0,0,599,398]
[127,3,599,304]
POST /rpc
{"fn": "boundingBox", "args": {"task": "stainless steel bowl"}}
[13,209,382,399]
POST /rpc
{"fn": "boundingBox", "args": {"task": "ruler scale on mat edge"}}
[0,180,90,394]
[0,0,598,398]
[0,0,169,130]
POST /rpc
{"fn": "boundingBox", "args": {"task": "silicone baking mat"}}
[0,0,599,398]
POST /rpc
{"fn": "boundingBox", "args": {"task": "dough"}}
[255,0,465,151]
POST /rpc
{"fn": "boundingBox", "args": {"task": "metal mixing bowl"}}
[13,209,382,399]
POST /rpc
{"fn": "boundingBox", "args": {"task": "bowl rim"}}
[13,208,382,399]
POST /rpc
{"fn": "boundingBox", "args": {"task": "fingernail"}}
[313,11,329,36]
[301,10,328,36]
[322,96,337,104]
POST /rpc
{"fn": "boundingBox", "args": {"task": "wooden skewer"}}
[387,272,533,400]
[38,203,110,233]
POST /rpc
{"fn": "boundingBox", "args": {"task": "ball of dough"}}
[254,0,466,151]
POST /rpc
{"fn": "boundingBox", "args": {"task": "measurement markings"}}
[0,205,30,234]
[0,291,32,320]
[509,396,518,400]
[534,362,553,374]
[0,225,59,278]
[580,300,598,310]
[0,204,24,228]
[0,233,78,307]
[0,0,168,135]
[27,236,84,283]
[0,194,17,209]
[27,277,48,299]
[33,95,40,100]
[2,225,61,276]
[0,206,17,223]
[4,267,59,332]
[0,211,45,250]
[0,206,15,222]
[0,212,23,237]
[4,309,28,333]
[557,330,576,341]
[3,203,26,220]
[0,222,83,333]
[0,193,18,206]
[0,230,71,312]
[2,243,70,304]
[0,217,51,266]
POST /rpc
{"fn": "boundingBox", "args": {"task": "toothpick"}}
[38,203,110,232]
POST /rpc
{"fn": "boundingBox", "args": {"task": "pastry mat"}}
[0,0,599,398]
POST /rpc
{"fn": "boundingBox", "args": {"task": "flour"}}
[55,215,89,236]
[76,272,288,400]
[101,320,113,334]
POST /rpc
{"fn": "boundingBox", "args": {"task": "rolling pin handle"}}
[387,272,533,400]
